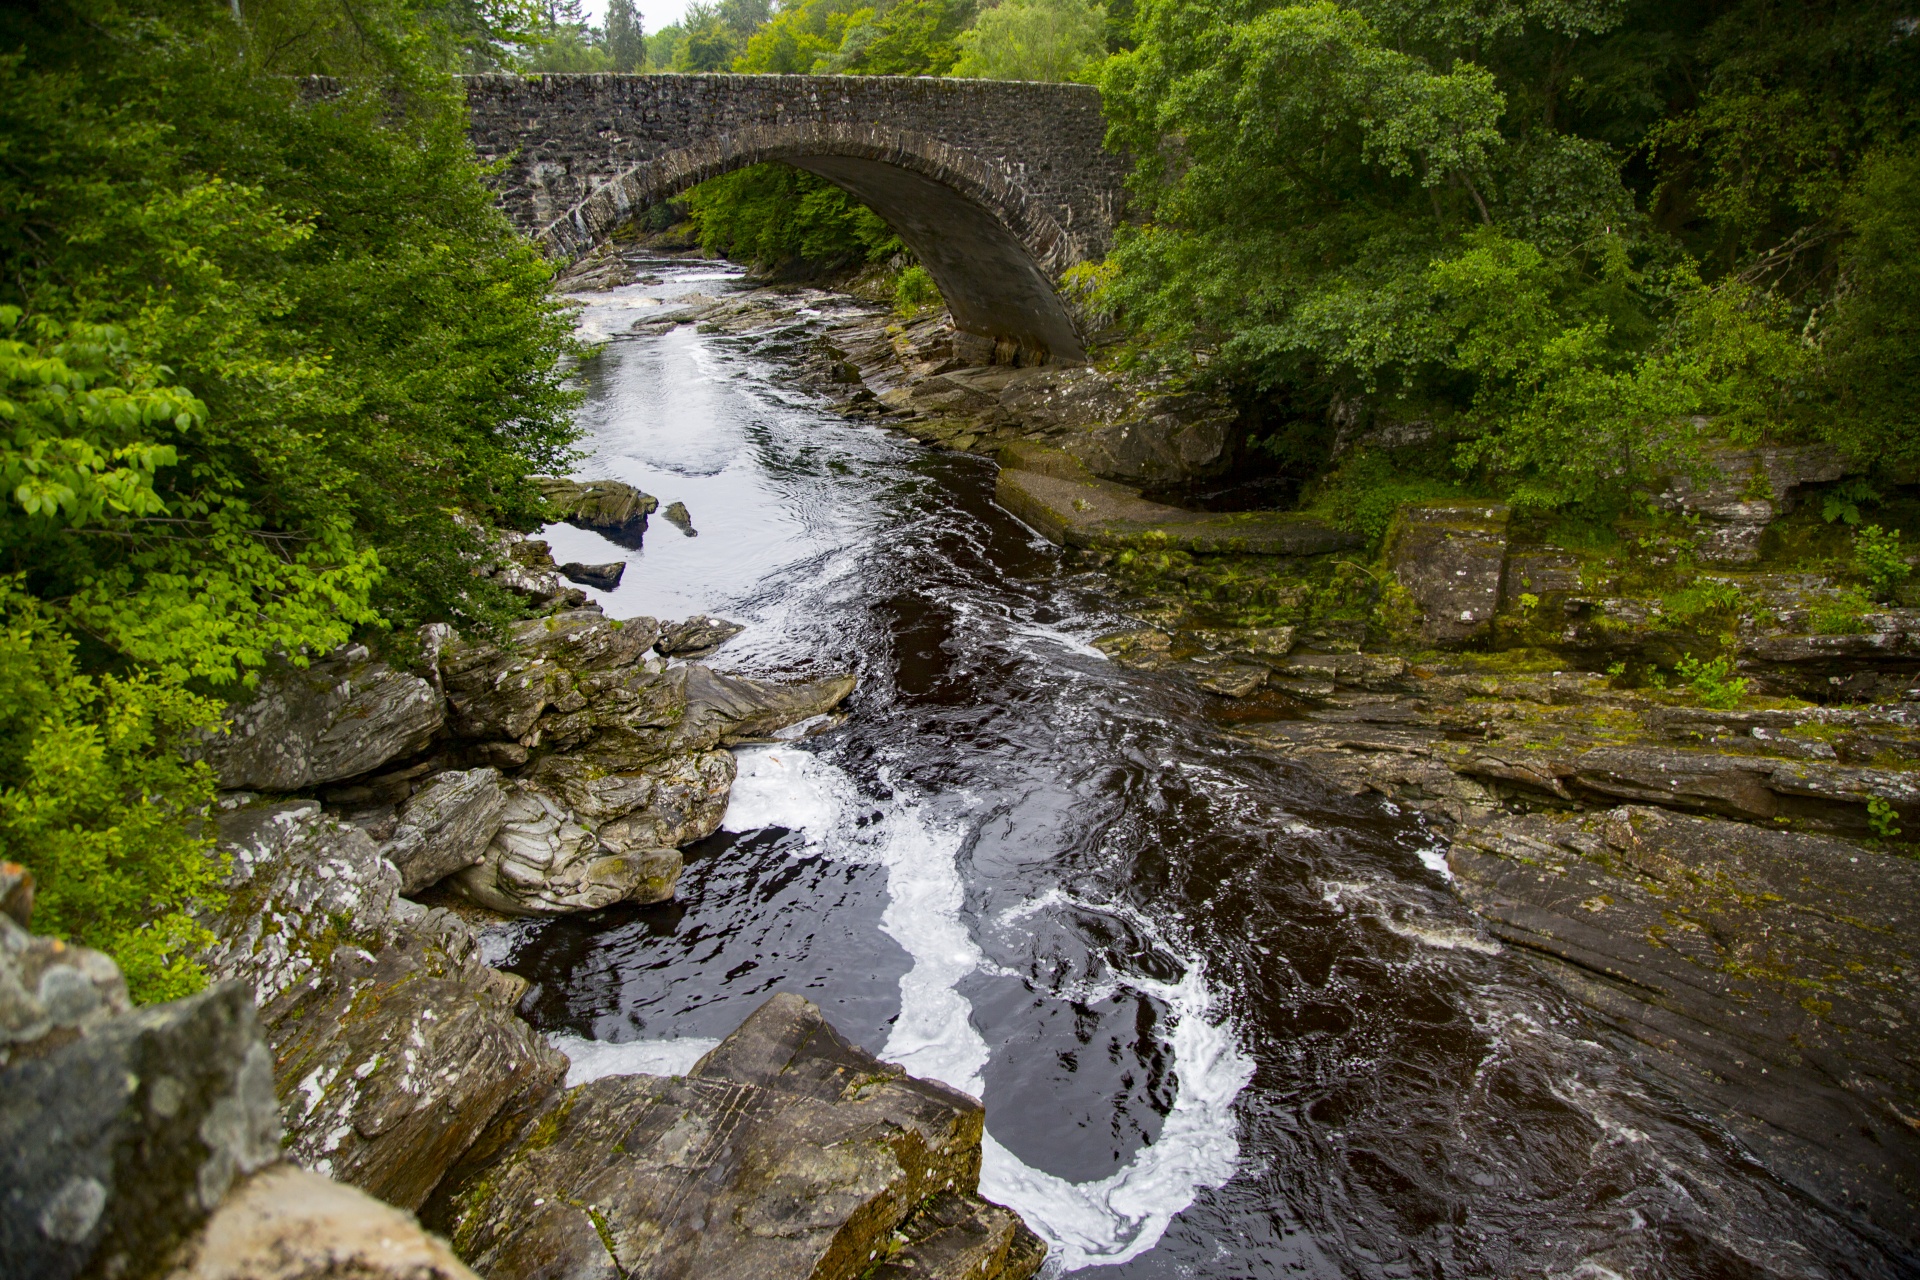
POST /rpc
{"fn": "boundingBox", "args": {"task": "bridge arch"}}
[462,75,1127,366]
[542,123,1089,363]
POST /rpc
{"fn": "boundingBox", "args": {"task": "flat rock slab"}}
[427,993,1043,1280]
[1448,806,1920,1246]
[1386,501,1509,647]
[996,462,1358,556]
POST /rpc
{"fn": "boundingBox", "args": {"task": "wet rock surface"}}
[532,475,658,548]
[559,559,626,589]
[1448,806,1920,1246]
[425,993,1042,1280]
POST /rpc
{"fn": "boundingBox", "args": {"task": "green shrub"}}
[1810,593,1873,635]
[0,585,224,1003]
[1852,524,1911,601]
[893,265,944,315]
[683,164,903,272]
[1674,653,1748,709]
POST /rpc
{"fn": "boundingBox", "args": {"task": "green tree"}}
[953,0,1107,80]
[0,0,581,994]
[1091,0,1917,512]
[676,0,744,68]
[607,0,647,68]
[736,0,874,72]
[829,0,975,73]
[649,22,689,67]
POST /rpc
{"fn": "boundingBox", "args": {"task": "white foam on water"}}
[721,744,1255,1271]
[1417,844,1455,880]
[721,747,847,842]
[548,1033,722,1085]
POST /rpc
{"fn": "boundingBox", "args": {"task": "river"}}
[491,258,1901,1279]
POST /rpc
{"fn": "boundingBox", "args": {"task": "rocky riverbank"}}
[611,259,1920,1253]
[4,456,1046,1277]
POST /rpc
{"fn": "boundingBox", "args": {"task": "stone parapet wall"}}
[461,74,1124,259]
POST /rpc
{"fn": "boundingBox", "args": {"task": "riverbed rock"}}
[0,907,129,1068]
[263,910,567,1208]
[425,992,1044,1280]
[383,767,508,894]
[559,560,626,590]
[205,801,567,1209]
[1447,806,1920,1245]
[663,500,697,535]
[657,613,745,656]
[163,1164,481,1280]
[528,749,736,847]
[537,663,857,768]
[1385,502,1510,647]
[0,979,281,1280]
[533,476,658,548]
[440,609,660,741]
[449,781,685,914]
[206,646,445,792]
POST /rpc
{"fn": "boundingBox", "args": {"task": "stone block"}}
[204,647,445,792]
[0,982,281,1280]
[1386,502,1510,646]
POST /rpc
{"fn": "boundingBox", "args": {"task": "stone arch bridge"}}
[463,74,1126,363]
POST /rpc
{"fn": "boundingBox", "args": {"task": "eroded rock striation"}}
[426,992,1044,1280]
[1450,806,1920,1246]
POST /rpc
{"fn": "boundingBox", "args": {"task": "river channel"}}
[490,259,1900,1279]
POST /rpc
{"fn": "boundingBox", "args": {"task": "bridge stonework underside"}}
[463,74,1126,362]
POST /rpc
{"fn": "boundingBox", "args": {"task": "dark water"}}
[496,261,1902,1279]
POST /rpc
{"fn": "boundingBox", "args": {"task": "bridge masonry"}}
[462,74,1128,362]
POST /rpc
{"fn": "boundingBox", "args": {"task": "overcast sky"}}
[578,0,694,35]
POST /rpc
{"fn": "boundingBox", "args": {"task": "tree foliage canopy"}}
[0,0,579,997]
[1094,0,1920,507]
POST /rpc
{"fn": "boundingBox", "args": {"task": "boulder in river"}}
[656,613,744,656]
[204,646,444,792]
[424,992,1045,1280]
[662,499,697,535]
[448,781,685,915]
[559,560,626,589]
[532,476,658,548]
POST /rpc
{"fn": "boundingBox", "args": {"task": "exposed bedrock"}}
[209,604,849,916]
[1,892,482,1280]
[425,992,1044,1280]
[205,801,566,1210]
[1449,806,1920,1250]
